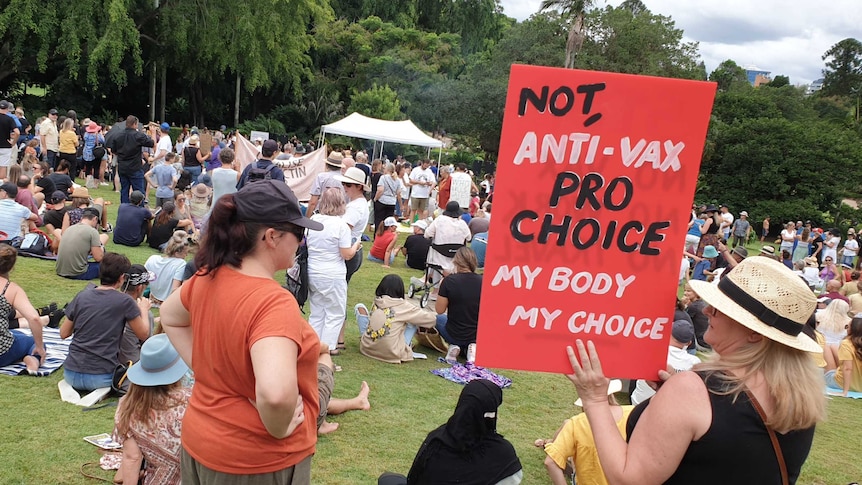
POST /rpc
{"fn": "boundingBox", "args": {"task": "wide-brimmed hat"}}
[71,187,90,199]
[192,183,211,198]
[704,204,718,213]
[85,121,101,133]
[803,257,818,268]
[127,334,189,387]
[234,180,323,231]
[575,379,622,407]
[739,211,748,217]
[295,144,306,155]
[326,151,344,167]
[335,167,369,190]
[187,135,199,146]
[760,245,775,256]
[732,246,748,259]
[689,257,820,352]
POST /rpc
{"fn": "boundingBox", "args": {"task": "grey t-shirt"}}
[65,288,141,374]
[56,223,101,277]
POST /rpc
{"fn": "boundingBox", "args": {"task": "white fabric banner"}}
[234,134,327,201]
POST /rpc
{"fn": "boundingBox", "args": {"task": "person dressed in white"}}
[409,159,436,221]
[631,320,701,405]
[306,187,361,352]
[822,229,841,263]
[425,201,472,274]
[843,230,859,268]
[448,163,478,211]
[780,222,797,254]
[337,167,370,282]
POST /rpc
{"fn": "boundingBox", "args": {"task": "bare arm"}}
[61,212,71,233]
[382,238,398,268]
[340,241,361,260]
[435,295,449,315]
[160,289,193,366]
[60,317,74,339]
[250,337,301,438]
[544,456,570,485]
[10,286,45,359]
[306,194,319,215]
[121,436,144,485]
[842,359,852,397]
[90,244,104,262]
[566,341,711,485]
[128,302,151,341]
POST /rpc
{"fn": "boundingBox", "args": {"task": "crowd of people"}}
[1,103,860,485]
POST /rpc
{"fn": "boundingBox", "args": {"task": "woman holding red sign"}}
[565,257,825,485]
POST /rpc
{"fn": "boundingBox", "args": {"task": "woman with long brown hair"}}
[825,317,862,395]
[114,334,190,485]
[161,180,323,484]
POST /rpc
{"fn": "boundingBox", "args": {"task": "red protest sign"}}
[476,65,716,379]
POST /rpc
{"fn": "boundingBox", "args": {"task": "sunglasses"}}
[341,182,359,188]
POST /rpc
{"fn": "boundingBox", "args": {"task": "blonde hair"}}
[453,247,478,273]
[61,118,74,131]
[817,299,851,336]
[115,382,183,437]
[696,339,826,433]
[317,187,346,216]
[165,230,190,257]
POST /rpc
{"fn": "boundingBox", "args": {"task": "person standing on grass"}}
[108,116,155,204]
[729,211,750,248]
[160,180,322,484]
[760,216,770,242]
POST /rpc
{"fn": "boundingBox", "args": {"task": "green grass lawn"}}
[0,185,859,484]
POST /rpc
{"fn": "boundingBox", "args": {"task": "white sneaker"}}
[99,182,109,186]
[466,343,476,364]
[410,276,425,288]
[445,345,461,364]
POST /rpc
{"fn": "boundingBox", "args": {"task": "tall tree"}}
[709,60,751,92]
[540,0,595,69]
[821,38,862,97]
[577,5,704,80]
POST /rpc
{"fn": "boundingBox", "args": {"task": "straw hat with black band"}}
[689,257,820,352]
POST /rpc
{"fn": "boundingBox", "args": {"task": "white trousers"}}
[308,275,347,350]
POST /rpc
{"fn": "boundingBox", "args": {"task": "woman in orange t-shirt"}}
[161,180,324,483]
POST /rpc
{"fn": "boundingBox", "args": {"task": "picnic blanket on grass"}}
[432,359,512,388]
[0,327,70,376]
[826,386,862,399]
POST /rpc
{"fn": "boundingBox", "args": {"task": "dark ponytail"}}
[195,194,264,275]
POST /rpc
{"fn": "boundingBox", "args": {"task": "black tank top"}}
[704,215,720,235]
[626,371,815,485]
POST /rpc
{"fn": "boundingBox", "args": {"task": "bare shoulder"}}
[646,371,711,438]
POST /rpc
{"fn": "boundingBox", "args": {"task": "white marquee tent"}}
[320,112,443,161]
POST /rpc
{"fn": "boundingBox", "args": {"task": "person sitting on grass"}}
[825,317,862,396]
[691,245,718,281]
[377,379,522,485]
[367,217,399,268]
[113,334,191,485]
[145,231,191,307]
[112,190,153,247]
[55,208,109,280]
[119,264,155,364]
[61,253,151,391]
[401,220,431,271]
[537,380,630,485]
[435,247,482,361]
[0,244,46,375]
[148,202,193,251]
[355,274,437,364]
[61,187,111,233]
[316,344,370,435]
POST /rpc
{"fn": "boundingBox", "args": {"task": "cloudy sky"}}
[498,0,862,85]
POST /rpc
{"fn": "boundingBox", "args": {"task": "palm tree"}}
[540,0,596,69]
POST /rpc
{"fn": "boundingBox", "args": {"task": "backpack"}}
[18,231,50,256]
[247,161,277,184]
[284,239,309,311]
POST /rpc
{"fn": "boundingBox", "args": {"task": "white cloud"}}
[498,0,862,85]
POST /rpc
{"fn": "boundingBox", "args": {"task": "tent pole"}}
[381,141,385,160]
[319,130,325,151]
[437,146,442,166]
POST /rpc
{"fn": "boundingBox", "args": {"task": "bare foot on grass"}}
[318,420,340,435]
[358,381,371,411]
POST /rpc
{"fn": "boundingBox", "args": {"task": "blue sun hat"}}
[127,334,189,387]
[702,245,719,258]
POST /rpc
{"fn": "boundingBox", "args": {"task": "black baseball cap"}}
[48,108,59,115]
[234,180,323,231]
[0,182,17,197]
[48,191,67,204]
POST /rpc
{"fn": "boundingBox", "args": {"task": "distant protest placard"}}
[476,65,716,379]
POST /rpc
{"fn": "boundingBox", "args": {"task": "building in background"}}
[744,66,772,87]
